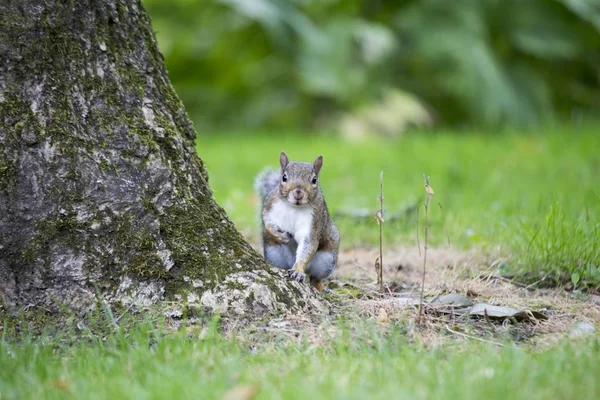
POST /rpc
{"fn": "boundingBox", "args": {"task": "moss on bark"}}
[0,0,319,322]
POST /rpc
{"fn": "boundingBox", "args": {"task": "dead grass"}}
[331,246,600,347]
[241,243,599,349]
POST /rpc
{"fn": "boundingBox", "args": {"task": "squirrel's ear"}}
[313,155,323,175]
[280,152,289,169]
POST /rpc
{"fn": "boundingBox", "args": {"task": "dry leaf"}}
[45,377,71,392]
[423,174,435,196]
[425,184,435,196]
[376,308,389,325]
[431,293,473,307]
[374,209,384,224]
[222,384,260,400]
[468,303,547,321]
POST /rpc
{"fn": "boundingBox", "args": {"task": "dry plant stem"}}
[419,175,433,324]
[378,171,384,295]
[419,198,428,321]
[435,200,451,248]
[416,203,422,256]
[417,201,450,257]
[114,301,136,324]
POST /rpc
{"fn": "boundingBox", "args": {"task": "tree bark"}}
[0,0,323,320]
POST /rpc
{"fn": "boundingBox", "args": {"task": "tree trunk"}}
[0,0,323,320]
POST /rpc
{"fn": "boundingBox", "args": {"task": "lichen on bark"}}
[0,0,325,322]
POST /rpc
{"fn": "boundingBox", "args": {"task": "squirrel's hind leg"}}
[310,278,326,292]
[306,251,336,292]
[309,276,334,293]
[264,244,295,270]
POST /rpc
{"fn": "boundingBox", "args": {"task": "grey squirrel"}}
[254,152,340,291]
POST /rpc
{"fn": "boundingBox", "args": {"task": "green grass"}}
[2,126,599,399]
[198,125,600,288]
[2,322,599,400]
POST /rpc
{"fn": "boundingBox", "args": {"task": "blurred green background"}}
[142,0,600,288]
[143,0,600,132]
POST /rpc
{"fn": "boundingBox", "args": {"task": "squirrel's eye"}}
[282,173,287,182]
[311,176,317,185]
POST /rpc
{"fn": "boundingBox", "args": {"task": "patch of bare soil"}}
[215,243,598,348]
[328,246,600,347]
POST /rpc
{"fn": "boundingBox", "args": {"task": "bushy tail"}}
[254,168,280,201]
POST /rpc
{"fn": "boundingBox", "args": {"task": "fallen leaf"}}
[222,384,260,400]
[469,303,519,318]
[376,308,389,325]
[469,303,547,321]
[569,321,596,338]
[45,377,71,392]
[431,293,473,307]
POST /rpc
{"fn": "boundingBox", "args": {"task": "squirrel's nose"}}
[293,188,304,200]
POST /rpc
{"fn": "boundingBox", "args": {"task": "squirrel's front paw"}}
[288,268,306,282]
[275,229,292,244]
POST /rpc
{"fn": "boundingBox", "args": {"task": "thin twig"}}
[254,326,303,334]
[525,278,545,290]
[478,273,530,289]
[416,203,424,256]
[376,171,384,295]
[445,325,505,347]
[114,301,137,324]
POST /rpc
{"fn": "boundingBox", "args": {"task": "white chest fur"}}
[266,199,314,242]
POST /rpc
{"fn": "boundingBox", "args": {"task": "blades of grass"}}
[434,199,451,248]
[416,202,424,256]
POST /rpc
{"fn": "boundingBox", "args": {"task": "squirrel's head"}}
[278,151,323,206]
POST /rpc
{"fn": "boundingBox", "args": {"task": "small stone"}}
[164,309,183,319]
[376,308,389,325]
[21,128,39,145]
[187,292,198,303]
[569,321,596,338]
[157,249,174,271]
[99,42,107,51]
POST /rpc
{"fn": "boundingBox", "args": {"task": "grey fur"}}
[255,153,340,286]
[306,251,336,280]
[264,243,296,269]
[264,244,335,281]
[254,168,280,202]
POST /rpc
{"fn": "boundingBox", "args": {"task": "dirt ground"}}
[328,246,599,346]
[222,242,599,348]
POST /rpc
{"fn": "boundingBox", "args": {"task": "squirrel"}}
[254,152,340,292]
